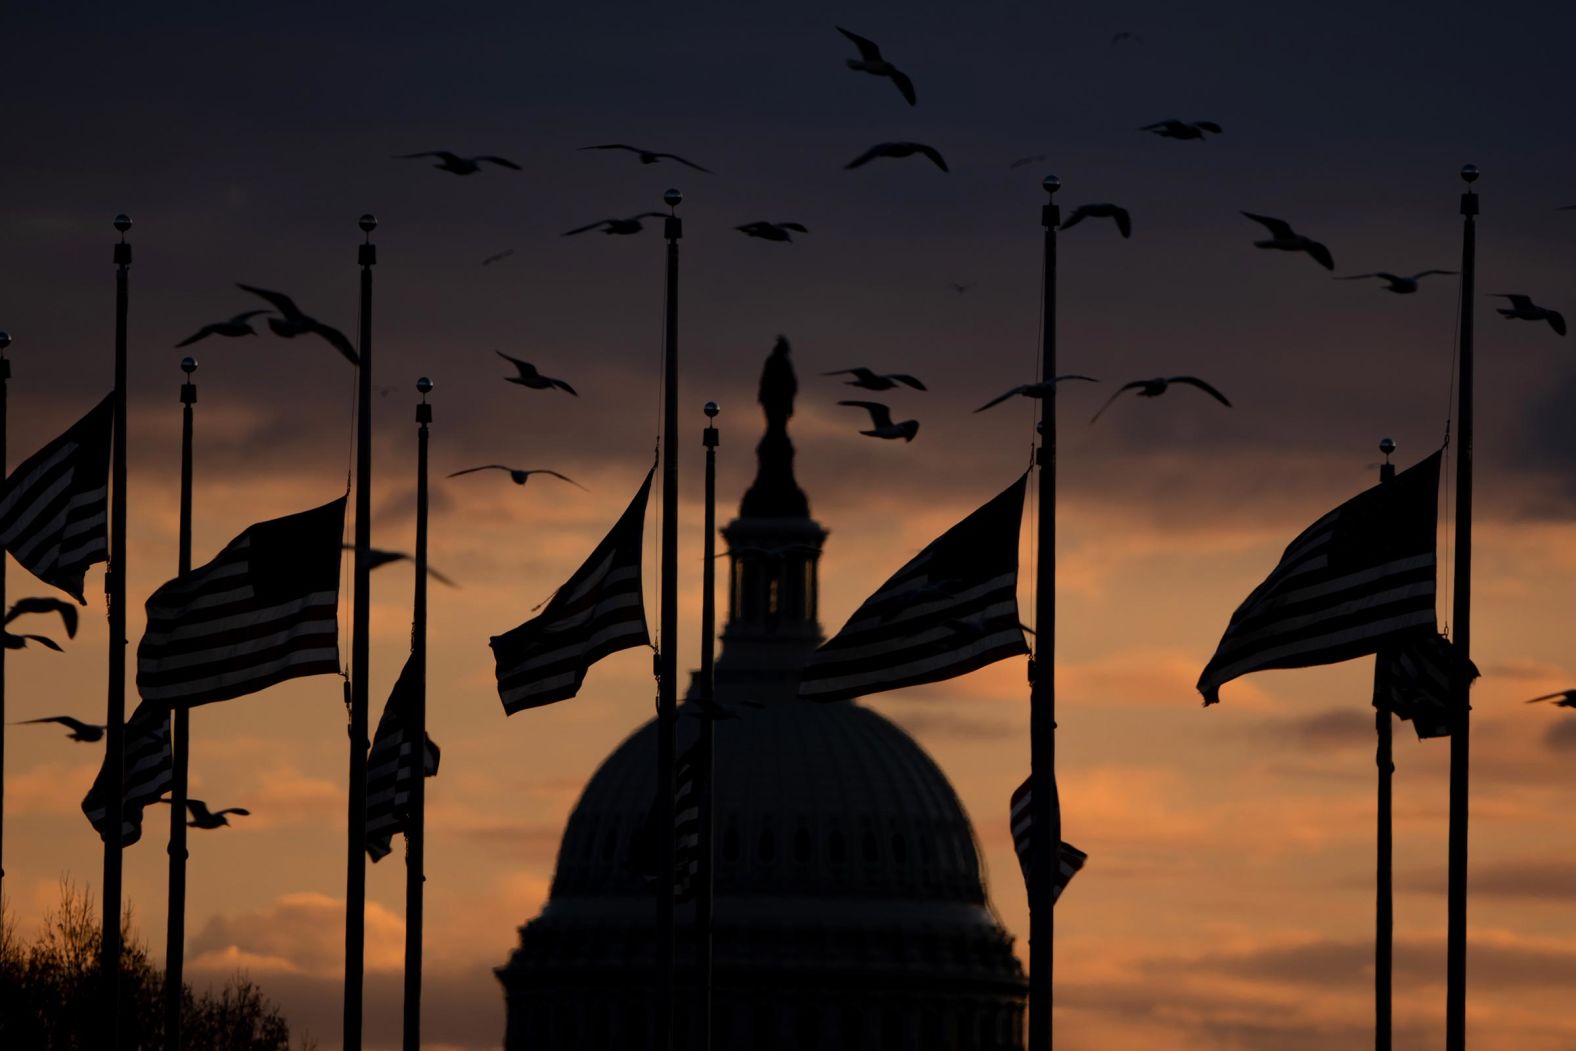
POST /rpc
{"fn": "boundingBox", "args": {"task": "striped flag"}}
[490,468,653,714]
[137,497,346,707]
[631,739,702,902]
[366,655,440,862]
[0,394,112,604]
[1197,451,1442,706]
[81,700,173,846]
[1009,776,1086,904]
[797,475,1029,702]
[1376,630,1478,740]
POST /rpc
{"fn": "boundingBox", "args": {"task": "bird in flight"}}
[1241,213,1334,270]
[1061,203,1132,238]
[838,401,919,441]
[1525,690,1576,709]
[561,213,670,237]
[1091,376,1232,422]
[1007,155,1046,170]
[845,142,948,172]
[5,596,79,651]
[578,144,713,172]
[1337,270,1457,294]
[736,221,808,243]
[1492,294,1566,336]
[182,799,251,829]
[496,351,577,394]
[17,715,104,742]
[448,465,587,490]
[835,26,917,106]
[175,310,269,347]
[481,249,515,266]
[822,367,926,392]
[396,151,521,175]
[341,543,460,587]
[1142,119,1223,141]
[974,375,1099,413]
[234,284,359,365]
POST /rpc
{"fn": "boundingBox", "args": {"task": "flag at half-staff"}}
[630,738,702,902]
[797,474,1029,702]
[81,699,172,846]
[0,394,112,604]
[490,467,654,713]
[1009,775,1086,904]
[1376,630,1478,740]
[365,654,441,861]
[137,497,346,707]
[1197,450,1443,706]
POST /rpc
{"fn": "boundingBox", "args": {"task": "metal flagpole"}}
[164,356,198,1051]
[0,329,10,905]
[1445,163,1478,1051]
[403,377,433,1051]
[104,212,133,1048]
[656,186,683,1051]
[1028,176,1062,1050]
[1373,437,1396,1051]
[345,212,378,1051]
[697,400,720,1051]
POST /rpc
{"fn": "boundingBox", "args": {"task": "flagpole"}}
[1373,438,1396,1051]
[163,355,198,1051]
[1028,174,1062,1050]
[345,212,377,1051]
[1445,163,1478,1051]
[403,377,432,1051]
[103,213,133,1047]
[656,187,682,1051]
[0,329,9,905]
[696,400,719,1051]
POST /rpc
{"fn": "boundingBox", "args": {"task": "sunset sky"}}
[5,1,1576,1048]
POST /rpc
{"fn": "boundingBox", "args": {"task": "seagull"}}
[1492,294,1566,336]
[974,375,1099,413]
[1525,690,1576,709]
[1007,155,1047,170]
[174,310,269,347]
[481,249,515,266]
[17,715,104,742]
[448,465,587,490]
[340,543,459,587]
[835,27,917,106]
[234,284,358,366]
[182,799,251,829]
[6,596,78,640]
[1061,203,1132,238]
[496,352,577,394]
[395,151,521,175]
[822,367,926,392]
[838,401,919,441]
[1111,31,1143,47]
[844,142,948,173]
[1142,119,1223,141]
[1337,270,1457,294]
[577,144,713,173]
[561,213,670,237]
[1091,376,1232,423]
[736,221,808,243]
[1241,213,1334,270]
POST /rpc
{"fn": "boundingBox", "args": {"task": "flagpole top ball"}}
[181,356,197,374]
[0,331,11,352]
[113,213,132,233]
[1460,164,1479,184]
[1042,175,1061,194]
[1379,437,1395,457]
[359,213,378,233]
[663,188,683,209]
[704,401,719,418]
[417,376,433,395]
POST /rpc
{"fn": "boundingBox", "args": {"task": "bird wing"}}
[780,222,808,232]
[973,386,1027,413]
[1194,121,1223,133]
[530,469,588,490]
[843,144,886,170]
[579,144,639,153]
[835,26,883,61]
[1113,206,1132,238]
[889,68,917,106]
[427,565,460,588]
[820,369,858,377]
[736,223,767,235]
[1410,270,1457,279]
[838,400,894,427]
[1548,311,1567,336]
[1089,382,1147,423]
[549,377,579,396]
[448,464,512,478]
[1059,207,1088,231]
[16,633,61,652]
[235,283,304,321]
[916,144,949,172]
[891,374,926,390]
[1525,691,1575,704]
[1491,293,1533,308]
[23,716,97,733]
[1304,240,1335,271]
[1139,121,1177,132]
[174,325,220,348]
[217,807,251,817]
[1241,212,1296,240]
[561,219,611,236]
[8,596,80,636]
[185,800,212,819]
[494,350,534,377]
[1169,376,1233,406]
[1336,273,1383,281]
[1054,374,1099,383]
[228,309,269,323]
[477,156,522,170]
[396,151,458,162]
[481,249,515,265]
[303,319,358,366]
[656,153,713,173]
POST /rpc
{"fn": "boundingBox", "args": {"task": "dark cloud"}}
[1401,860,1576,903]
[1544,718,1576,753]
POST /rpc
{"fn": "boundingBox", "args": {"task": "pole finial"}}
[664,188,683,210]
[1460,164,1479,184]
[359,213,378,236]
[0,330,11,352]
[1379,436,1395,461]
[180,356,197,374]
[703,400,719,418]
[417,376,433,396]
[1042,174,1061,195]
[113,213,133,235]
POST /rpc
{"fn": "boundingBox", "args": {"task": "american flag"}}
[0,394,112,604]
[632,739,702,902]
[81,700,172,846]
[1010,776,1086,904]
[137,497,345,707]
[1376,630,1477,740]
[1197,451,1442,706]
[490,468,652,714]
[366,655,440,862]
[797,475,1029,702]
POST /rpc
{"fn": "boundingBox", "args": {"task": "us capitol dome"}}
[496,341,1028,1049]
